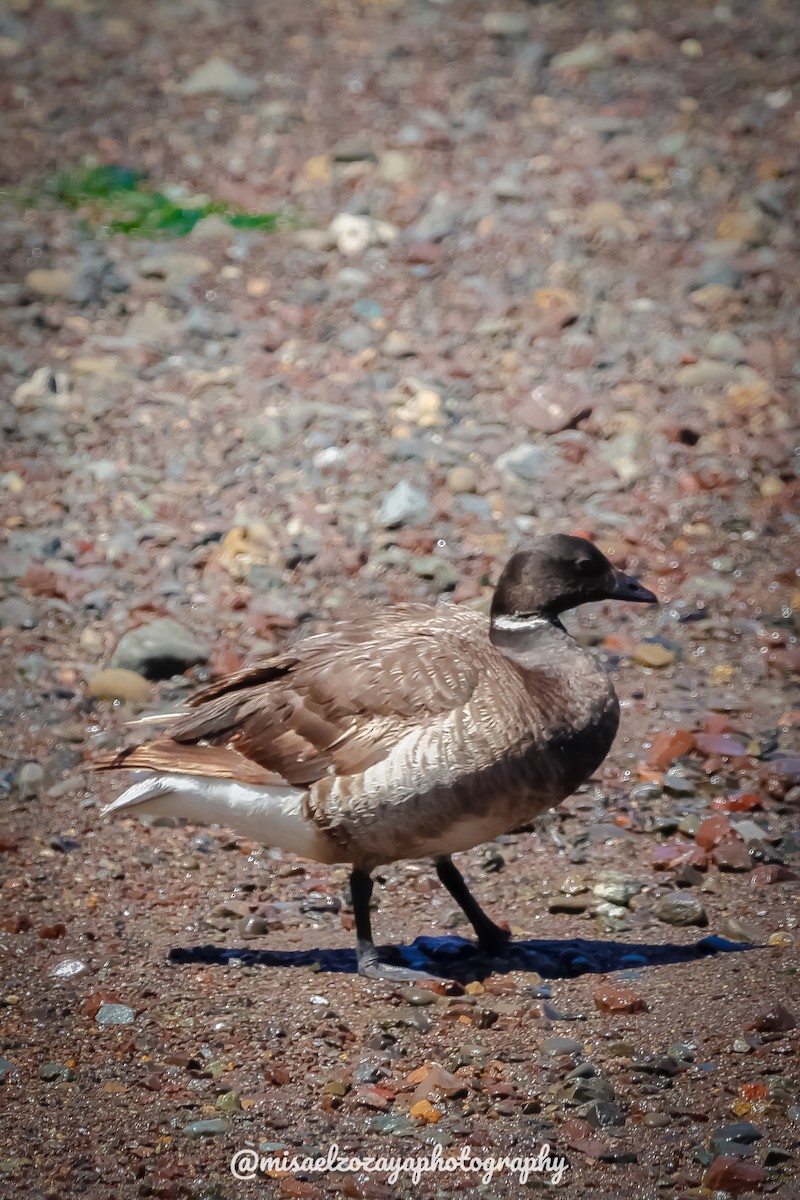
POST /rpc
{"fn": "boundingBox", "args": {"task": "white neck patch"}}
[492,613,550,632]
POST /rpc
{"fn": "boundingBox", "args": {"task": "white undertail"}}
[102,773,340,862]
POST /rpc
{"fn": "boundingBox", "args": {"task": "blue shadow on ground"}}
[168,934,755,982]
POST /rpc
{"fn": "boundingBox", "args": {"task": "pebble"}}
[25,268,75,298]
[368,1113,415,1135]
[750,1004,796,1033]
[0,597,36,629]
[16,762,45,799]
[139,251,212,286]
[584,200,626,232]
[378,151,414,183]
[483,12,529,36]
[329,213,397,256]
[86,668,152,703]
[407,193,462,242]
[541,1037,582,1056]
[110,617,209,679]
[382,331,416,358]
[663,768,697,797]
[95,1003,135,1026]
[594,985,648,1014]
[38,1062,76,1082]
[215,1091,242,1113]
[643,1111,672,1128]
[446,466,477,495]
[182,1119,231,1137]
[49,958,89,980]
[592,871,643,907]
[398,987,436,1007]
[707,331,744,362]
[710,1122,763,1157]
[548,895,589,914]
[695,815,734,849]
[655,893,708,927]
[633,643,675,668]
[178,59,258,98]
[332,136,375,163]
[761,1146,793,1166]
[675,360,744,388]
[713,841,753,872]
[495,443,556,483]
[552,41,611,71]
[409,555,459,591]
[378,480,431,528]
[580,1100,626,1128]
[703,1156,765,1192]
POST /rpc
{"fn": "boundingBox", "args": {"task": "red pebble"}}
[37,923,66,940]
[749,1003,796,1033]
[594,985,648,1014]
[703,1157,765,1194]
[711,792,763,812]
[646,729,695,771]
[712,840,753,871]
[751,864,798,885]
[695,815,733,850]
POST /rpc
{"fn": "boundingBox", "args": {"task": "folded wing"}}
[93,606,484,789]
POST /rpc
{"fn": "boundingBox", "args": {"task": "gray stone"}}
[579,1100,625,1127]
[710,1122,763,1158]
[182,1119,231,1137]
[707,331,744,362]
[96,1003,135,1026]
[541,1036,582,1056]
[562,1076,615,1105]
[0,597,36,629]
[407,193,462,242]
[663,768,697,796]
[495,443,555,483]
[593,871,643,907]
[689,259,743,291]
[378,480,431,528]
[337,325,374,354]
[39,1062,76,1082]
[110,617,209,680]
[655,893,707,927]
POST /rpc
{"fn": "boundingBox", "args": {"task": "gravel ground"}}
[1,0,799,1197]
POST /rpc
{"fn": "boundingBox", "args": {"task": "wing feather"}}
[93,606,486,787]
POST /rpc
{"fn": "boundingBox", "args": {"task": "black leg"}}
[435,855,511,955]
[350,867,446,983]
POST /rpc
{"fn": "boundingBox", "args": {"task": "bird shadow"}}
[168,933,757,984]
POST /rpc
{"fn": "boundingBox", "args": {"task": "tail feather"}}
[92,739,284,787]
[101,773,178,818]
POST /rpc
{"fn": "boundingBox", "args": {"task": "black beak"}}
[607,568,658,604]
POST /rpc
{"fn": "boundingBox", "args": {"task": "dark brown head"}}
[491,534,657,625]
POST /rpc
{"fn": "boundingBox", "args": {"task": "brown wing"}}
[93,606,484,787]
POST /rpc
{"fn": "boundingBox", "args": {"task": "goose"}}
[94,534,657,982]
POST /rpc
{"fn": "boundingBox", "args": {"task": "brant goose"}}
[95,535,657,981]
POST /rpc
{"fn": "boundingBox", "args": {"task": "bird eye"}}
[575,557,594,574]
